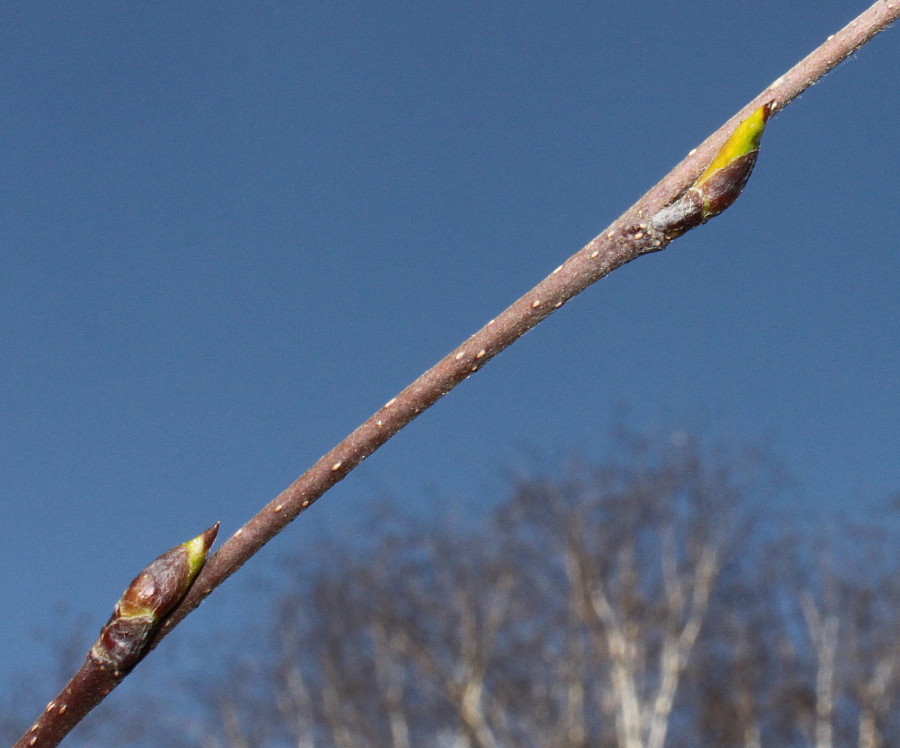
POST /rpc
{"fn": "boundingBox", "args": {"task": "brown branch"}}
[15,525,219,748]
[15,2,899,746]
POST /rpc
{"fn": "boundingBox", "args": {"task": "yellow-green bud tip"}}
[695,102,770,189]
[183,522,220,581]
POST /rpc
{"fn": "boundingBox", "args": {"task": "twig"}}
[16,2,899,746]
[16,526,219,748]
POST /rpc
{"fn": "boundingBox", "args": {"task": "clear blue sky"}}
[1,2,897,693]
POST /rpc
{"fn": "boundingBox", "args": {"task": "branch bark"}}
[16,2,900,746]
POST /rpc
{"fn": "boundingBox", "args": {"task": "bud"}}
[651,103,771,238]
[91,523,219,672]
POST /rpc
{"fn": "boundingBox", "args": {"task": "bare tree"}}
[4,433,899,747]
[801,590,839,748]
[684,507,900,748]
[796,533,900,748]
[556,434,734,748]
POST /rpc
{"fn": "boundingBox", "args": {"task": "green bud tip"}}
[184,522,220,583]
[695,103,770,189]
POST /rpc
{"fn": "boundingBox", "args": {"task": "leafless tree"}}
[4,432,898,747]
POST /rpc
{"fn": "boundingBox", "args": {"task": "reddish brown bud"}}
[90,523,219,672]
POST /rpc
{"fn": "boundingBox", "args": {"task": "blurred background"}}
[1,1,897,744]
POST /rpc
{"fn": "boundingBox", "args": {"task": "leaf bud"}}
[651,103,771,239]
[90,523,218,672]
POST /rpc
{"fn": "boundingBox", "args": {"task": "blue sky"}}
[1,2,897,694]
